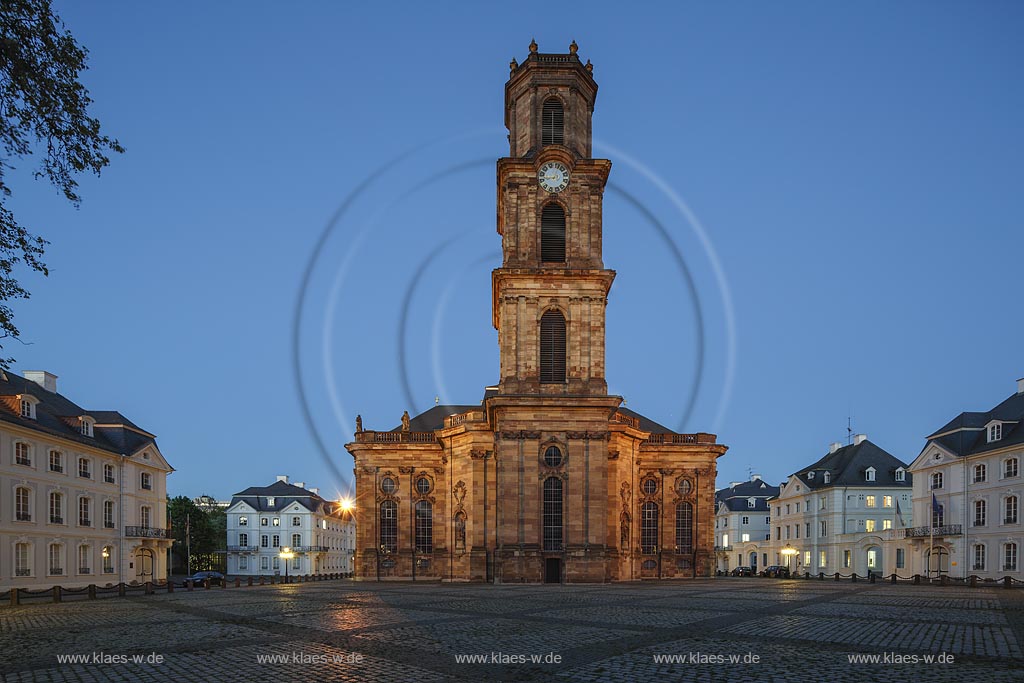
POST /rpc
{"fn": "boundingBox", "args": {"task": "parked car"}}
[760,565,791,578]
[186,571,226,586]
[730,566,754,576]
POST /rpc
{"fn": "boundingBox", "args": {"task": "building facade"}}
[0,370,173,589]
[766,436,912,577]
[713,475,778,573]
[900,378,1024,579]
[225,476,355,576]
[345,41,727,584]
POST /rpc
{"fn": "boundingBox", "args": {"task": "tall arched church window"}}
[380,501,397,553]
[541,203,566,263]
[676,502,693,553]
[541,98,564,146]
[543,477,563,551]
[539,311,567,383]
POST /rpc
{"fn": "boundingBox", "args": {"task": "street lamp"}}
[780,544,798,577]
[279,546,295,583]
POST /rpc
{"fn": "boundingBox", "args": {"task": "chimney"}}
[829,442,842,454]
[310,487,319,495]
[295,482,306,490]
[751,473,762,481]
[276,475,288,484]
[854,434,868,445]
[729,481,742,488]
[1018,377,1024,395]
[24,371,58,393]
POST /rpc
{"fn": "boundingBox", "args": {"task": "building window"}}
[641,502,659,554]
[140,505,151,528]
[291,533,301,547]
[819,550,827,568]
[78,545,91,574]
[933,501,944,527]
[272,534,280,548]
[49,492,64,524]
[785,526,790,540]
[642,477,658,496]
[104,500,115,529]
[775,527,780,540]
[1005,458,1019,479]
[865,519,876,532]
[544,446,563,467]
[261,556,269,570]
[49,450,63,473]
[931,472,943,490]
[742,516,749,525]
[239,555,248,571]
[819,520,827,537]
[676,502,693,553]
[865,467,876,482]
[266,497,275,507]
[292,516,301,526]
[541,97,564,146]
[48,544,63,575]
[1005,543,1018,571]
[239,532,248,546]
[261,535,269,548]
[894,469,905,482]
[542,477,564,551]
[261,517,268,526]
[896,548,905,569]
[15,442,31,466]
[974,544,986,571]
[80,417,93,437]
[103,463,115,483]
[843,550,851,568]
[540,202,566,263]
[677,479,693,496]
[866,496,876,508]
[795,525,800,539]
[381,477,396,494]
[272,557,280,570]
[140,472,152,490]
[102,546,114,574]
[272,518,280,527]
[15,486,31,521]
[882,520,892,530]
[415,500,433,553]
[20,397,35,419]
[974,464,987,483]
[989,423,1003,442]
[239,516,248,526]
[379,501,397,553]
[807,471,815,480]
[78,458,91,479]
[975,499,987,527]
[539,310,567,383]
[78,497,91,526]
[823,472,831,483]
[1005,496,1018,525]
[746,498,754,509]
[15,542,31,577]
[741,533,750,542]
[883,495,893,508]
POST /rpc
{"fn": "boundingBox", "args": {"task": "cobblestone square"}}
[1,578,1023,682]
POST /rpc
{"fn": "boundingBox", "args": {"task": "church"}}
[345,41,727,583]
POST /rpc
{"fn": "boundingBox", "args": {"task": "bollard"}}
[89,584,97,599]
[235,578,241,588]
[271,575,276,585]
[851,573,857,583]
[119,583,126,597]
[913,574,920,585]
[941,575,948,587]
[204,579,211,590]
[248,576,253,587]
[167,580,174,593]
[891,573,897,584]
[10,588,18,606]
[818,572,824,581]
[970,575,977,588]
[145,581,153,595]
[187,580,194,592]
[259,576,265,585]
[870,573,876,584]
[53,586,61,603]
[1004,576,1012,589]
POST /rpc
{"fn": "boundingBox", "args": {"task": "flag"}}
[932,493,944,524]
[895,499,903,528]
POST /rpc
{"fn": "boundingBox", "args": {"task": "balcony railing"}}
[354,431,437,444]
[444,411,485,428]
[611,412,640,429]
[124,526,169,539]
[227,545,260,552]
[644,433,718,446]
[714,545,733,552]
[891,524,963,539]
[16,512,31,522]
[292,545,329,552]
[15,568,30,577]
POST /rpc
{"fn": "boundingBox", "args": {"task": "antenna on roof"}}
[747,465,753,479]
[847,416,853,445]
[434,395,439,406]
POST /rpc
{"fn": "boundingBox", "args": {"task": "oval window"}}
[381,477,397,494]
[544,446,563,467]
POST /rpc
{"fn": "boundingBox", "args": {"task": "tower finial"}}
[509,57,518,72]
[529,38,538,53]
[585,59,593,73]
[569,40,578,55]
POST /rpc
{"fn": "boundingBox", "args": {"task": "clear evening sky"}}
[8,2,1022,500]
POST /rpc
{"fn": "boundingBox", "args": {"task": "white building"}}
[0,370,173,589]
[901,377,1024,579]
[225,476,355,576]
[767,435,912,577]
[714,474,778,573]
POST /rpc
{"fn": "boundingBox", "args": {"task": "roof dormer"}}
[80,415,95,437]
[807,471,815,480]
[865,466,876,482]
[986,420,1004,443]
[823,471,831,484]
[895,467,906,482]
[18,394,39,420]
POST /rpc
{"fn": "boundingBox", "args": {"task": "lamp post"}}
[780,544,798,578]
[279,546,295,583]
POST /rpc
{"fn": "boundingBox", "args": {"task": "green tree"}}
[167,495,223,573]
[0,0,123,364]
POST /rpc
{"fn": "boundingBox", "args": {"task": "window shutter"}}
[542,98,564,146]
[541,203,566,263]
[539,311,567,383]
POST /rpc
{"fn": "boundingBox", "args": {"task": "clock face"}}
[538,161,570,193]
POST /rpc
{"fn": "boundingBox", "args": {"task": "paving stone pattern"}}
[1,578,1022,682]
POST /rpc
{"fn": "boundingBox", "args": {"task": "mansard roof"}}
[791,439,911,489]
[715,478,780,512]
[0,370,158,456]
[230,479,340,515]
[926,390,1024,457]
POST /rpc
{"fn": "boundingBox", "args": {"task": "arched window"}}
[415,500,432,553]
[541,98,564,146]
[380,501,397,552]
[641,502,659,554]
[676,502,693,553]
[541,203,566,263]
[974,499,986,527]
[1006,496,1018,525]
[543,477,563,551]
[49,491,63,525]
[15,486,31,521]
[539,310,567,383]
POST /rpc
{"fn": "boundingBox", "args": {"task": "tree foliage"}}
[168,495,225,573]
[0,0,122,363]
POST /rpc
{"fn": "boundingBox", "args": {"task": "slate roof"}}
[393,401,683,435]
[925,389,1024,457]
[0,371,157,456]
[789,440,912,489]
[715,478,779,512]
[229,479,340,515]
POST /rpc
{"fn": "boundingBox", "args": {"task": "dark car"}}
[760,565,790,578]
[730,566,754,576]
[186,571,225,586]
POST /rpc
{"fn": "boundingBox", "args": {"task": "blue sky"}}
[8,1,1022,499]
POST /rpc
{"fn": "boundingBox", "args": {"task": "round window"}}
[416,477,431,495]
[677,478,693,495]
[544,446,563,467]
[642,478,658,495]
[381,477,396,494]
